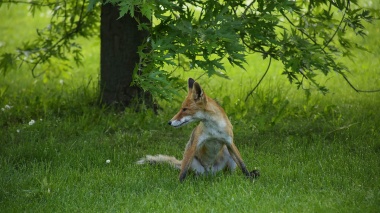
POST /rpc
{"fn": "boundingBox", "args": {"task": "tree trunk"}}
[100,4,154,110]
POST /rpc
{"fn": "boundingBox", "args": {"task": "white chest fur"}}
[197,118,232,148]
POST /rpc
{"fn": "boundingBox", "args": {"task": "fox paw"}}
[249,169,260,178]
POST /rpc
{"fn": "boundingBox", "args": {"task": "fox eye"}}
[182,108,187,112]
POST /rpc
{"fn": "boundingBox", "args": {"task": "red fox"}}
[137,78,259,182]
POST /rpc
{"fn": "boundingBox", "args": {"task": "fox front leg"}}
[227,143,260,179]
[179,143,197,182]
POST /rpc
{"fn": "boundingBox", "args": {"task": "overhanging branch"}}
[342,74,380,93]
[245,56,272,102]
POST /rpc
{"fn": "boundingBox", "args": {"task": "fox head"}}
[168,78,207,127]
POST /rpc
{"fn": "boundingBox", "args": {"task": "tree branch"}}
[0,0,55,7]
[30,0,90,77]
[322,0,350,50]
[342,74,380,93]
[245,56,272,102]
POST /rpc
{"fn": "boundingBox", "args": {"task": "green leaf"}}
[0,53,17,76]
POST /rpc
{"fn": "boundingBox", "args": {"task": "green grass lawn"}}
[1,3,379,213]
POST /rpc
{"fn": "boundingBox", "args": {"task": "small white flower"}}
[40,119,43,121]
[29,119,35,125]
[1,108,4,111]
[106,159,111,164]
[16,129,20,133]
[4,105,12,109]
[59,79,64,85]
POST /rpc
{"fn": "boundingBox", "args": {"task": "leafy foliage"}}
[0,0,378,99]
[112,0,378,97]
[0,0,99,77]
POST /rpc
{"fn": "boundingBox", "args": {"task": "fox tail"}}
[136,154,181,170]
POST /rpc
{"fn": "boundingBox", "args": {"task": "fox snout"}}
[168,116,192,127]
[168,119,182,127]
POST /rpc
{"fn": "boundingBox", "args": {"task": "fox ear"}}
[188,78,195,89]
[192,82,204,100]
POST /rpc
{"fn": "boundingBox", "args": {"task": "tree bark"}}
[100,4,153,109]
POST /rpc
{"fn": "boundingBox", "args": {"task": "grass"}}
[1,3,380,213]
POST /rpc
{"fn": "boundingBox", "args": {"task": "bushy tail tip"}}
[136,154,181,169]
